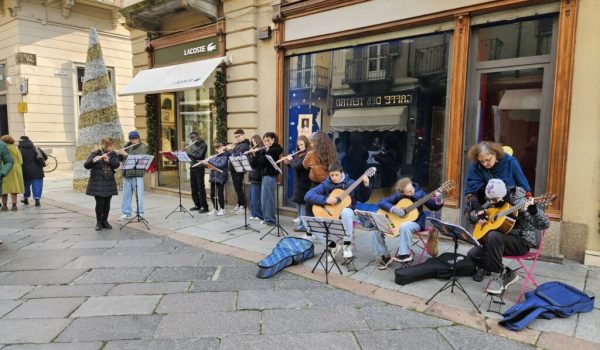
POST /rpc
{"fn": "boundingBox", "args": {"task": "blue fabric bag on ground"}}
[257,237,314,279]
[499,281,595,331]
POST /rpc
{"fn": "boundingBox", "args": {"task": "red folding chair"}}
[503,228,547,302]
[411,227,436,264]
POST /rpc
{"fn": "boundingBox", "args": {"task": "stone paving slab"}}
[55,315,162,342]
[355,329,453,350]
[24,284,113,299]
[304,287,386,308]
[574,309,600,343]
[75,267,155,284]
[20,242,74,250]
[0,286,34,299]
[71,295,161,317]
[219,332,360,350]
[262,307,369,333]
[1,342,103,350]
[107,282,190,296]
[0,319,72,344]
[0,300,22,318]
[360,305,453,330]
[153,311,260,338]
[4,298,85,319]
[64,254,203,269]
[155,292,236,313]
[438,325,534,350]
[147,266,216,282]
[238,289,306,310]
[104,338,220,350]
[0,256,78,272]
[0,269,88,286]
[191,278,275,292]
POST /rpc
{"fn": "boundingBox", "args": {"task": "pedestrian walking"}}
[1,135,24,211]
[18,135,47,207]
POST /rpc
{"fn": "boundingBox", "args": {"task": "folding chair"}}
[503,228,547,302]
[411,227,436,264]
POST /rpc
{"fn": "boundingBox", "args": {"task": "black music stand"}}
[304,216,346,284]
[260,155,290,240]
[227,155,259,233]
[120,154,154,230]
[204,162,223,212]
[163,151,194,219]
[425,217,481,313]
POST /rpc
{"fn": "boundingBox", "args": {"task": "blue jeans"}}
[372,221,421,256]
[311,207,354,244]
[261,175,277,224]
[121,176,145,216]
[249,183,263,219]
[24,179,43,199]
[296,203,307,228]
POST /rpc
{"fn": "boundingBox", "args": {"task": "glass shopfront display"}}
[285,32,452,204]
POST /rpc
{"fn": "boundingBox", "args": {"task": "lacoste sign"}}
[184,42,217,56]
[153,37,220,66]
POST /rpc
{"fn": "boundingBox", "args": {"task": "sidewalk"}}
[0,176,600,349]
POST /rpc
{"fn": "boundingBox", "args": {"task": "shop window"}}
[285,32,452,205]
[0,62,6,91]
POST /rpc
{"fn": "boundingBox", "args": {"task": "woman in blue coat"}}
[206,140,229,216]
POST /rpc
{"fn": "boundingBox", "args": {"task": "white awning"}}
[119,56,228,96]
[330,106,408,132]
[499,89,542,110]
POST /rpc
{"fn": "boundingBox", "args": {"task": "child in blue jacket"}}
[205,140,229,216]
[373,178,443,269]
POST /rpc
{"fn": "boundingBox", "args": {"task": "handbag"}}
[35,147,46,167]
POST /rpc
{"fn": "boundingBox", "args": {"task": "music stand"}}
[425,217,482,313]
[303,216,346,284]
[120,154,154,230]
[227,156,259,233]
[260,155,290,240]
[203,162,224,212]
[163,151,193,219]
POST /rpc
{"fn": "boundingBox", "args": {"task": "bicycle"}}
[43,148,58,173]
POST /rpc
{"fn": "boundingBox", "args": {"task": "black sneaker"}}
[198,207,210,213]
[21,198,29,205]
[377,255,392,270]
[34,200,40,207]
[502,267,520,290]
[95,223,102,231]
[190,207,200,211]
[101,221,112,230]
[473,268,485,282]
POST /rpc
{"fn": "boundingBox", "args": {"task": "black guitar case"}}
[394,252,475,285]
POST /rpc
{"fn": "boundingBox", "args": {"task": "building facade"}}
[0,0,134,169]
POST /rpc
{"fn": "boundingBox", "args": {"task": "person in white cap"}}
[467,178,549,295]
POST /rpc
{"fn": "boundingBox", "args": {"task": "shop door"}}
[0,104,7,135]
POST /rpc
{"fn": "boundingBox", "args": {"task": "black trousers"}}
[190,169,208,209]
[210,182,225,210]
[94,196,112,223]
[231,172,246,207]
[467,231,530,273]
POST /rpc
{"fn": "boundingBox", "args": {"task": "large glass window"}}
[0,62,6,91]
[285,32,452,204]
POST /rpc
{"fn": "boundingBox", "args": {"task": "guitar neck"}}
[336,175,365,201]
[495,197,541,218]
[405,186,441,212]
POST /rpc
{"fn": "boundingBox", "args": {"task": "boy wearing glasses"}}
[227,129,251,214]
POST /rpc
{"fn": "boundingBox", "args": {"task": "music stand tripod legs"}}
[260,179,290,240]
[227,188,259,233]
[166,159,194,219]
[425,238,481,313]
[121,174,149,230]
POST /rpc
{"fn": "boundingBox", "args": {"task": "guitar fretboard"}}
[404,184,447,213]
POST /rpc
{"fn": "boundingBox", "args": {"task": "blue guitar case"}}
[257,237,314,279]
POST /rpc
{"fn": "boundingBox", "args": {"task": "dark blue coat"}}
[304,174,372,209]
[208,152,229,184]
[84,150,120,197]
[464,154,531,197]
[378,183,443,229]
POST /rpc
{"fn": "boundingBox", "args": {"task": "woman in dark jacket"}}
[84,138,121,231]
[255,132,283,226]
[18,136,47,206]
[284,135,311,231]
[247,135,264,221]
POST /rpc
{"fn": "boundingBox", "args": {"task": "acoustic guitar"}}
[312,167,377,219]
[378,180,455,237]
[472,193,556,241]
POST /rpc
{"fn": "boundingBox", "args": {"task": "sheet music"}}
[229,156,245,173]
[354,210,395,235]
[239,155,254,172]
[426,217,480,247]
[265,155,282,175]
[122,155,155,170]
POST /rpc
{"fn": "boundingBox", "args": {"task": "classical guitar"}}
[312,167,377,219]
[472,193,556,241]
[378,180,455,237]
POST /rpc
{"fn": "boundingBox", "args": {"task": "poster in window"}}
[297,114,312,137]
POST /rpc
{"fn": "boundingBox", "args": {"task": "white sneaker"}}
[301,233,314,242]
[327,244,342,263]
[249,216,259,221]
[207,209,217,216]
[236,206,245,214]
[119,214,131,221]
[217,209,225,216]
[293,217,301,224]
[342,244,353,258]
[232,205,240,213]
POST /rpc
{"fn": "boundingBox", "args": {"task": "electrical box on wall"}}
[257,26,272,40]
[18,79,28,95]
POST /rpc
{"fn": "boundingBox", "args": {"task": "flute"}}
[190,153,220,168]
[98,143,136,158]
[243,146,266,155]
[275,149,305,163]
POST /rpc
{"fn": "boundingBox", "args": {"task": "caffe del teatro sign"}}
[333,91,417,108]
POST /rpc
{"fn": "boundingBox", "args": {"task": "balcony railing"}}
[343,57,394,84]
[479,38,504,61]
[410,43,449,76]
[289,66,329,90]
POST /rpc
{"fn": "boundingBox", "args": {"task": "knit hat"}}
[485,179,507,199]
[128,130,140,139]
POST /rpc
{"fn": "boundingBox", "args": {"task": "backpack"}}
[35,147,46,167]
[499,281,595,331]
[257,237,314,279]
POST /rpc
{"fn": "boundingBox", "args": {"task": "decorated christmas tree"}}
[73,28,124,192]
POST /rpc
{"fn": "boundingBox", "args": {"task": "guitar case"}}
[257,237,314,279]
[394,252,475,285]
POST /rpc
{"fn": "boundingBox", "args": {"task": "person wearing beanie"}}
[118,130,149,221]
[467,179,549,295]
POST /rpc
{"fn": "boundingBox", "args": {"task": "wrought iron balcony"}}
[410,43,449,76]
[343,56,394,85]
[289,66,329,90]
[479,38,504,61]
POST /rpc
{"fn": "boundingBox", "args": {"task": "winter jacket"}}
[1,144,24,194]
[288,154,311,204]
[119,142,148,177]
[378,182,443,229]
[464,154,531,197]
[228,139,250,172]
[187,140,208,173]
[208,152,229,184]
[84,149,120,197]
[257,143,283,177]
[302,150,330,183]
[304,173,372,209]
[247,153,262,184]
[18,138,46,181]
[0,141,14,190]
